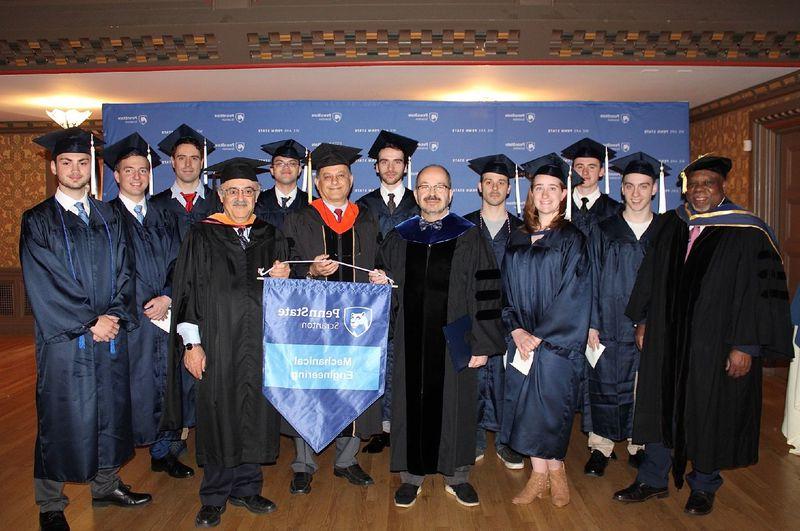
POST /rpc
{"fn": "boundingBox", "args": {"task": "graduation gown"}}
[355,188,420,237]
[20,197,137,482]
[281,204,384,439]
[379,214,506,476]
[161,219,285,467]
[626,204,793,480]
[110,198,184,445]
[254,187,309,229]
[571,193,622,236]
[585,212,660,441]
[149,184,222,241]
[463,210,523,432]
[499,223,591,459]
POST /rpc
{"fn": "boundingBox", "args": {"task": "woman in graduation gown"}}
[499,153,591,507]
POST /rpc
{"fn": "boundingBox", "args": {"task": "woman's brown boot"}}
[549,465,570,507]
[512,470,548,505]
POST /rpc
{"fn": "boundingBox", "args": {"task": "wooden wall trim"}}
[690,70,800,122]
[0,267,33,335]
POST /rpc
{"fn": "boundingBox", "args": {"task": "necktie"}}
[334,208,343,223]
[685,225,702,261]
[236,227,249,249]
[74,202,89,225]
[281,196,290,209]
[181,192,196,213]
[419,218,443,231]
[387,193,396,215]
[580,197,589,214]
[133,204,144,225]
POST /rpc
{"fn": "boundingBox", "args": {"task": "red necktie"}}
[181,192,196,213]
[334,208,343,223]
[685,225,701,261]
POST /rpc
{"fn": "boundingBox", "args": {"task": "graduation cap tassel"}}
[306,151,312,204]
[566,164,573,221]
[202,138,208,186]
[604,145,610,196]
[658,161,667,214]
[147,146,154,197]
[680,170,687,195]
[514,165,522,216]
[90,134,98,198]
[407,155,412,189]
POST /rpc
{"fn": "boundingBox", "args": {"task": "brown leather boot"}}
[512,471,548,505]
[549,465,570,507]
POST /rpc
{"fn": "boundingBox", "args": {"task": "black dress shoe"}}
[91,484,152,508]
[228,494,277,514]
[361,432,390,453]
[195,505,225,528]
[290,472,313,494]
[613,481,669,502]
[333,464,374,486]
[151,454,195,478]
[628,449,646,469]
[684,490,715,516]
[39,510,69,531]
[584,449,612,477]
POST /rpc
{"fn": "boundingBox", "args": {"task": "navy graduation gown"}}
[463,210,523,433]
[20,197,137,482]
[110,198,184,446]
[355,188,420,237]
[254,187,310,229]
[499,223,591,459]
[585,212,659,441]
[571,193,622,236]
[149,184,222,241]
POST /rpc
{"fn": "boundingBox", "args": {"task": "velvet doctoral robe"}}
[254,187,310,230]
[110,198,183,445]
[463,210,523,432]
[20,197,137,482]
[149,184,222,241]
[161,218,285,467]
[585,212,660,441]
[499,223,591,459]
[378,214,506,476]
[571,193,622,236]
[355,188,420,238]
[626,204,793,483]
[281,203,384,439]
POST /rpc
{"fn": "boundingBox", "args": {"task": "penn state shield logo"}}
[621,142,631,153]
[429,112,439,123]
[344,307,372,338]
[430,141,439,152]
[235,112,245,123]
[138,115,148,125]
[526,141,536,152]
[526,112,536,123]
[332,112,342,123]
[236,142,246,152]
[621,113,631,124]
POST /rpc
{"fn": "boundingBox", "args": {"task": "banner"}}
[261,277,391,452]
[102,100,690,214]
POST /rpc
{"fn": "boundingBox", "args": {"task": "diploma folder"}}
[442,314,473,372]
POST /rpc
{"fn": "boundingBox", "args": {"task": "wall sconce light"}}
[46,109,92,128]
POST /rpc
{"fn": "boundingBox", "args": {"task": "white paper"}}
[151,308,171,333]
[509,348,535,376]
[585,342,606,368]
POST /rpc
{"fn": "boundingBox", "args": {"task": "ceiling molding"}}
[690,70,800,121]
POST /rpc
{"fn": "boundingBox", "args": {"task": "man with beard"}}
[378,164,505,508]
[464,154,524,470]
[22,128,149,531]
[254,139,310,228]
[613,155,793,516]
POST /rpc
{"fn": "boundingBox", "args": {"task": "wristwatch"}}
[184,343,201,350]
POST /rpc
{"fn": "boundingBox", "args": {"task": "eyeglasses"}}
[272,160,300,169]
[220,187,258,197]
[416,184,450,193]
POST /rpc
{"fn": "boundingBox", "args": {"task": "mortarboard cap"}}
[157,123,216,157]
[204,157,266,183]
[681,155,732,179]
[34,127,103,158]
[103,133,163,171]
[368,130,419,160]
[261,139,307,161]
[310,143,361,171]
[468,154,520,179]
[610,151,670,180]
[560,137,616,162]
[520,152,579,187]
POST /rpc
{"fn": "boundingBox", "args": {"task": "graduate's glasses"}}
[272,161,300,169]
[220,187,258,197]
[416,184,450,193]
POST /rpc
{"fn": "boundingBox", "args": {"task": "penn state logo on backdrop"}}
[430,141,439,152]
[429,112,439,123]
[138,115,148,125]
[621,142,631,153]
[526,112,536,123]
[526,141,536,152]
[235,112,246,123]
[621,113,631,124]
[236,142,246,152]
[332,112,342,123]
[344,307,372,338]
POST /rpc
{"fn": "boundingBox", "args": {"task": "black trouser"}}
[199,463,262,506]
[34,468,120,512]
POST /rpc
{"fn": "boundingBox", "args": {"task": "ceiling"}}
[1,63,796,122]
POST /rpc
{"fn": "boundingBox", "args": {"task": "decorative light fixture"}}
[46,109,92,128]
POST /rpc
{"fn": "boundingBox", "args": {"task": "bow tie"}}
[419,218,443,231]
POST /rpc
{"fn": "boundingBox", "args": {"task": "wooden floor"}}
[1,335,798,530]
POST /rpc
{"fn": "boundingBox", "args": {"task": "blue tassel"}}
[78,335,85,350]
[110,339,117,360]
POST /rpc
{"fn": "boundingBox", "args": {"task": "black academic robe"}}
[356,188,420,237]
[463,210,523,433]
[499,223,591,459]
[254,187,310,230]
[109,198,184,446]
[281,204,384,439]
[149,184,222,241]
[585,212,660,441]
[626,207,793,480]
[20,197,137,482]
[161,219,285,467]
[379,214,506,476]
[571,193,622,236]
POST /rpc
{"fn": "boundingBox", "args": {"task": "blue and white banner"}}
[261,278,391,452]
[102,100,690,214]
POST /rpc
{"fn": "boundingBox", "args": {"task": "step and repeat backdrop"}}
[102,101,689,215]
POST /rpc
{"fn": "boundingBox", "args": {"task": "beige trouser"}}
[588,432,645,457]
